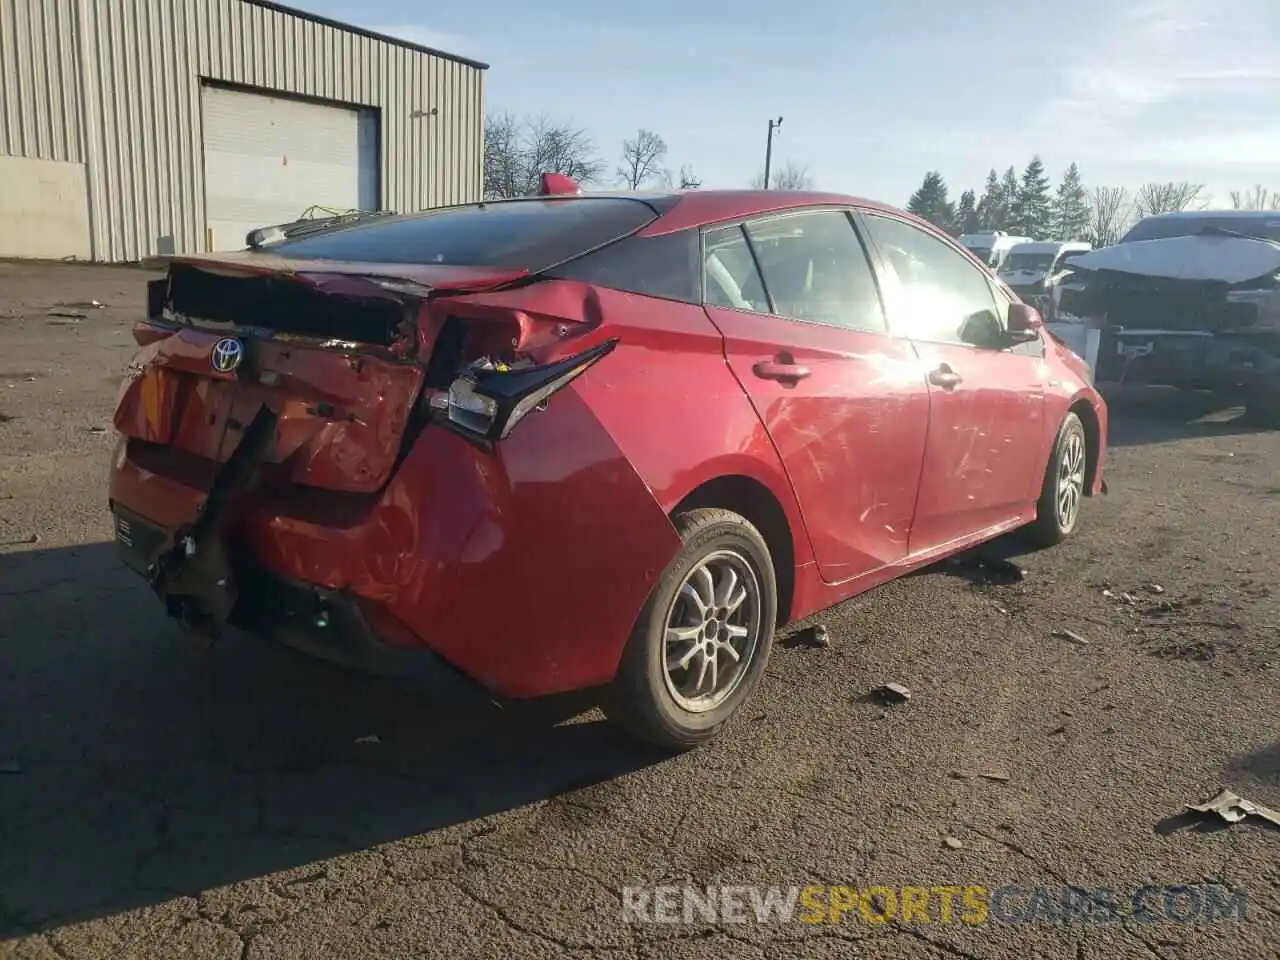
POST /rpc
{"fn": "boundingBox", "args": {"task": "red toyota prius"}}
[109,181,1107,749]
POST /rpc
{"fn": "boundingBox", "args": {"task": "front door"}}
[702,208,931,585]
[858,211,1047,553]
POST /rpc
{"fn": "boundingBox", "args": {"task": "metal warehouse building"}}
[0,0,486,262]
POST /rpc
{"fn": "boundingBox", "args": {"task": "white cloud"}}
[1038,0,1280,157]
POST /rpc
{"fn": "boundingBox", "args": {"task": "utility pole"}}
[763,117,783,189]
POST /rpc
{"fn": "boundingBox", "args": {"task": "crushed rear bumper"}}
[113,502,483,695]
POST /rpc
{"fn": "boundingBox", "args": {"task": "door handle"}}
[753,360,811,383]
[928,364,962,390]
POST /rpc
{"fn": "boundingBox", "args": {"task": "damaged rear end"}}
[109,194,686,694]
[113,256,525,640]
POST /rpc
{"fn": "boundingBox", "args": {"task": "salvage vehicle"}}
[958,231,1034,270]
[110,179,1108,749]
[1058,210,1280,424]
[997,241,1093,318]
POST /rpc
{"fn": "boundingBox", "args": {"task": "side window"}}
[703,225,771,313]
[743,211,887,332]
[863,214,1004,347]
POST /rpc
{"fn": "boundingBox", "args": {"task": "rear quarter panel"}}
[571,290,815,566]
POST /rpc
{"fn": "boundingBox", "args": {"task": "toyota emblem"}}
[211,338,244,374]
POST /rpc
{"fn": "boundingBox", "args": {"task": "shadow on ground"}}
[1101,385,1273,448]
[1228,742,1280,787]
[0,541,668,937]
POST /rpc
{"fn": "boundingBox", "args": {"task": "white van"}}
[997,241,1093,315]
[958,232,1034,270]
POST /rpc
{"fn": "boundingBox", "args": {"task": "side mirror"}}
[1006,302,1043,341]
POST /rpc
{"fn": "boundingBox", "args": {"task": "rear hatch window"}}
[125,197,670,496]
[266,197,664,271]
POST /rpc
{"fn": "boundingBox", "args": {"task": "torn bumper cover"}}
[143,403,278,640]
[111,415,480,695]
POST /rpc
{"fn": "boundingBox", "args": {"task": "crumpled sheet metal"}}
[1186,788,1280,827]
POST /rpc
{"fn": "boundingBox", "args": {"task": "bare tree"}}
[1133,181,1206,218]
[523,116,606,190]
[482,114,605,199]
[617,129,669,190]
[677,164,702,190]
[1087,186,1134,248]
[483,113,524,201]
[749,160,815,190]
[1229,184,1280,211]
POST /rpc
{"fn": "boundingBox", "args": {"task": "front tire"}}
[1023,412,1088,547]
[603,508,777,751]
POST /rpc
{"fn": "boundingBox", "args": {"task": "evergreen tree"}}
[1052,162,1090,240]
[906,171,955,232]
[975,169,1006,230]
[954,189,980,235]
[1011,156,1053,237]
[1000,165,1020,223]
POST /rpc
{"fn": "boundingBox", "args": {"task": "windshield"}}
[1000,252,1056,273]
[966,245,993,264]
[269,198,661,270]
[1119,215,1280,244]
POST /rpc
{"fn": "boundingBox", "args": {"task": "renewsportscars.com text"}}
[621,884,1248,926]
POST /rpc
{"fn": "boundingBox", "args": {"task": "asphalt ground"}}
[1,261,1277,959]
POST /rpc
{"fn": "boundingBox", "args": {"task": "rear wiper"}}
[245,208,395,250]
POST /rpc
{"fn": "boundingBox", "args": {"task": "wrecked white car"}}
[1058,211,1280,424]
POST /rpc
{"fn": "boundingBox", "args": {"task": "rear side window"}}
[704,225,770,313]
[548,231,700,303]
[743,210,887,332]
[269,198,661,272]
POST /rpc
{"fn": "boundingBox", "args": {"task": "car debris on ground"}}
[947,553,1028,585]
[1186,788,1280,828]
[872,682,912,703]
[787,624,830,649]
[1053,628,1090,646]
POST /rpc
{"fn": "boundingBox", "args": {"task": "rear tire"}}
[1022,412,1087,547]
[603,508,776,751]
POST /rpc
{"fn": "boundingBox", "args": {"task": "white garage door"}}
[201,85,379,251]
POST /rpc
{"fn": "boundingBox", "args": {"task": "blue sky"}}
[298,0,1278,207]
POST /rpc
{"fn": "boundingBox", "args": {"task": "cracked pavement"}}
[1,261,1278,959]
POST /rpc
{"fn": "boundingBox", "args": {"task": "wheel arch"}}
[1068,395,1102,496]
[672,474,796,627]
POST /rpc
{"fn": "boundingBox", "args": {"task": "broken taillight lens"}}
[431,338,618,443]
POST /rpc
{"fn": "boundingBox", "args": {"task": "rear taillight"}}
[430,338,617,443]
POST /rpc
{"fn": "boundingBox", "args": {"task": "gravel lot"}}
[1,261,1277,960]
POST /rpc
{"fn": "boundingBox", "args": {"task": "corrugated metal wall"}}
[0,0,85,162]
[0,0,485,262]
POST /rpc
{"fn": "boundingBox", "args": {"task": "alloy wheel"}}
[1056,430,1086,530]
[661,549,762,713]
